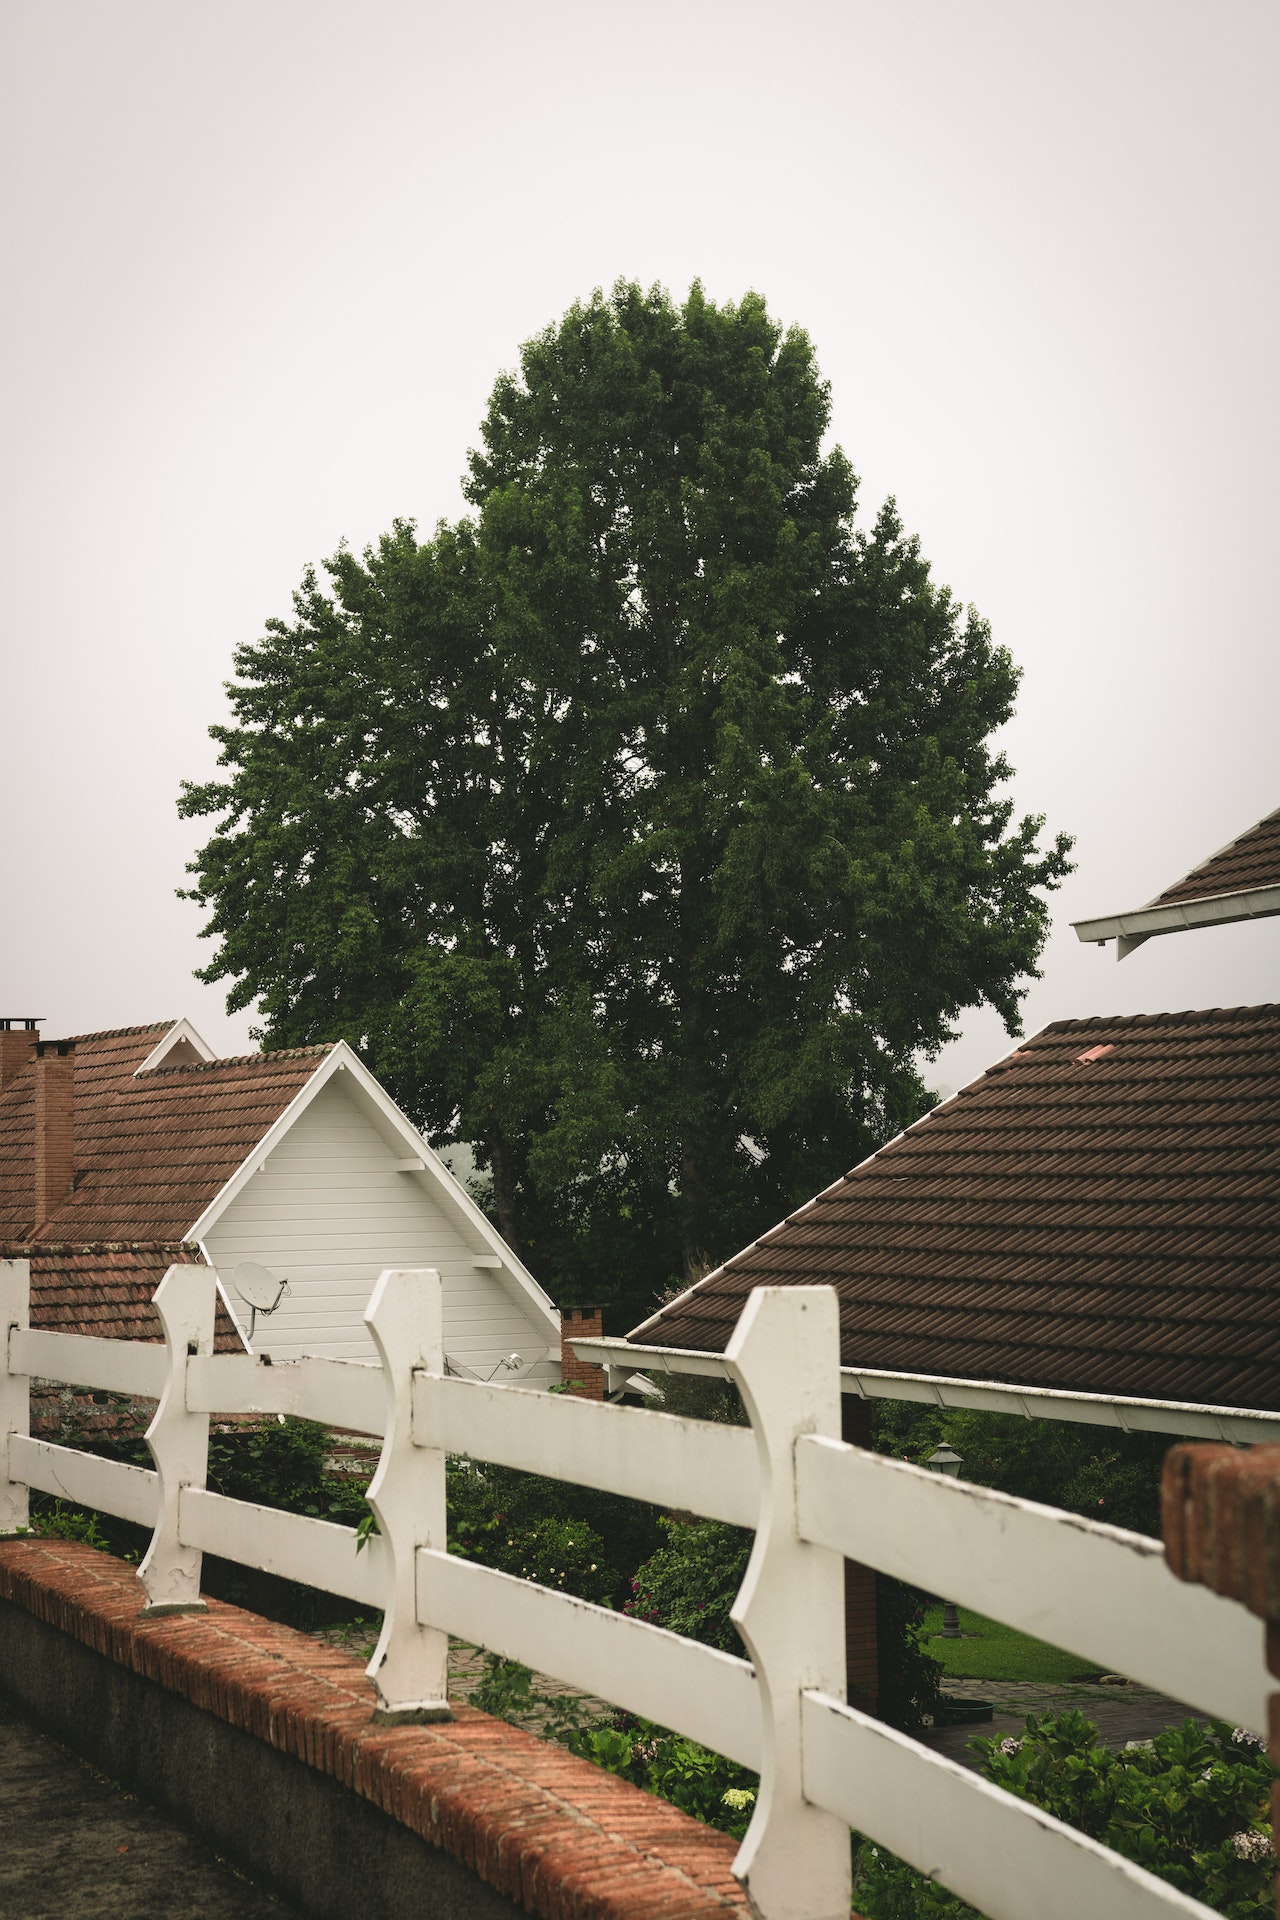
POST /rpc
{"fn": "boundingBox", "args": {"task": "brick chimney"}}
[559,1305,605,1400]
[33,1039,75,1225]
[0,1018,41,1092]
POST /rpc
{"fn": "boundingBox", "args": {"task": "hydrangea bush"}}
[853,1711,1275,1920]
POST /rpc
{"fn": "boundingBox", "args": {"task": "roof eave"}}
[1071,882,1280,956]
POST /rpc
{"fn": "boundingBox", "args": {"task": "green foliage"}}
[871,1401,1168,1538]
[180,279,1072,1323]
[852,1713,1276,1920]
[626,1518,751,1652]
[446,1458,659,1608]
[206,1417,368,1525]
[876,1575,944,1732]
[28,1500,111,1550]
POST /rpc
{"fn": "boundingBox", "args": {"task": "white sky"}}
[3,0,1276,1097]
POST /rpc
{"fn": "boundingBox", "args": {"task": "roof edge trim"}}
[1072,883,1280,951]
[582,1336,1280,1444]
[133,1017,217,1076]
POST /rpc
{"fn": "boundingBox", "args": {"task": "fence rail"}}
[0,1255,1266,1920]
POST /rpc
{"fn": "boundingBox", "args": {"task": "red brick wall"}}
[842,1396,879,1714]
[33,1041,75,1225]
[559,1305,605,1400]
[0,1025,37,1092]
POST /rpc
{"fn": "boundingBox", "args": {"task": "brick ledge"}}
[0,1538,748,1920]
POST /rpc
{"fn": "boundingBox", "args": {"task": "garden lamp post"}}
[926,1445,964,1638]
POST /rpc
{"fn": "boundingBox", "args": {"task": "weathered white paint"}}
[414,1373,759,1527]
[10,1434,158,1528]
[414,1546,763,1767]
[180,1487,387,1609]
[796,1434,1270,1735]
[201,1074,557,1380]
[0,1261,30,1533]
[185,1349,386,1435]
[726,1289,850,1920]
[140,1265,213,1613]
[364,1268,450,1718]
[14,1328,166,1400]
[801,1691,1221,1920]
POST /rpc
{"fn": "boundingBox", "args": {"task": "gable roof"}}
[629,1004,1280,1411]
[0,1025,331,1244]
[1073,805,1280,955]
[0,1021,561,1347]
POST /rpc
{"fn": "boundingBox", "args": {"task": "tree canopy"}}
[180,281,1072,1326]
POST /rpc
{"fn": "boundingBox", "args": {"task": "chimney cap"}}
[35,1039,75,1058]
[0,1018,44,1032]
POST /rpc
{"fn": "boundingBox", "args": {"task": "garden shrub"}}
[852,1711,1276,1920]
[625,1517,751,1651]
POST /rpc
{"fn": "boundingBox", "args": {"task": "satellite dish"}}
[231,1261,290,1338]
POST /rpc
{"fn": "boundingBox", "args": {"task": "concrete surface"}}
[0,1691,298,1919]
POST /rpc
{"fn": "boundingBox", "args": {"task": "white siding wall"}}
[202,1079,558,1385]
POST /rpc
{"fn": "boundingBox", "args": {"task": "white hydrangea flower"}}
[999,1737,1023,1756]
[1229,1830,1272,1863]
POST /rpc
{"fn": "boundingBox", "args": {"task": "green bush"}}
[876,1575,944,1731]
[852,1711,1276,1920]
[625,1518,750,1651]
[870,1402,1168,1538]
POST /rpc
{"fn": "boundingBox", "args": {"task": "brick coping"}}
[0,1538,748,1920]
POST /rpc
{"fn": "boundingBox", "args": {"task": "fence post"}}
[364,1267,451,1722]
[0,1259,29,1535]
[138,1264,215,1614]
[726,1286,850,1920]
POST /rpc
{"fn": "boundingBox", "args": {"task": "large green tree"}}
[181,282,1071,1324]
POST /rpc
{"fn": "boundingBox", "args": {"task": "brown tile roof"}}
[1148,806,1280,908]
[0,1242,245,1351]
[631,1004,1280,1411]
[0,1025,331,1243]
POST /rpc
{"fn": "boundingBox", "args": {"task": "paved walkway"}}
[0,1692,300,1920]
[919,1676,1210,1771]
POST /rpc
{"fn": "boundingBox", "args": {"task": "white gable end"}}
[200,1074,557,1383]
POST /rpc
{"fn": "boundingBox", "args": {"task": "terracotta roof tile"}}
[0,1025,331,1242]
[1148,806,1280,908]
[632,1004,1280,1411]
[0,1242,245,1351]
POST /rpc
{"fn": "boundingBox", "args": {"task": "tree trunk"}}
[487,1134,523,1260]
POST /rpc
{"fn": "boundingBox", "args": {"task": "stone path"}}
[919,1675,1212,1772]
[0,1692,300,1919]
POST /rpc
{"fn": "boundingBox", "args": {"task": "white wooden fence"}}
[0,1259,1268,1920]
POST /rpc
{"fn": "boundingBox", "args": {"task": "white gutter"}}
[1071,883,1280,959]
[571,1336,1280,1444]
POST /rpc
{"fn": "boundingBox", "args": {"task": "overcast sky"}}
[3,0,1276,1100]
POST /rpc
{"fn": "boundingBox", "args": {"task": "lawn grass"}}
[922,1605,1103,1684]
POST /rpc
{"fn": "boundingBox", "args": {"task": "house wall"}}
[201,1077,558,1385]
